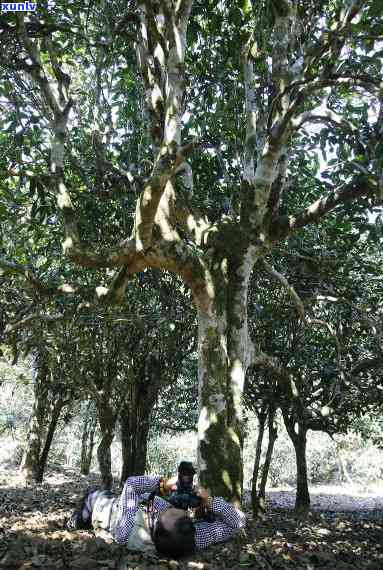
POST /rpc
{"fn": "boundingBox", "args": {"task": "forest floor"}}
[0,466,382,569]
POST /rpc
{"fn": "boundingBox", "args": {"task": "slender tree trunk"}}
[257,408,278,512]
[291,428,310,515]
[282,409,311,515]
[336,445,353,484]
[35,399,64,483]
[120,407,131,484]
[96,405,116,489]
[135,417,150,473]
[251,408,267,514]
[80,402,97,476]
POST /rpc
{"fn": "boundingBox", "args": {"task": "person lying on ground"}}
[66,471,246,558]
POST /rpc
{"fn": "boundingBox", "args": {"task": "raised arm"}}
[114,475,175,544]
[114,476,159,544]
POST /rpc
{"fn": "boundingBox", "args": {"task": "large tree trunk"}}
[80,402,97,476]
[120,374,155,484]
[20,356,49,483]
[120,407,150,484]
[251,407,267,514]
[196,256,255,505]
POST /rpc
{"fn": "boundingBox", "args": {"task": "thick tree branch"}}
[273,175,379,240]
[176,0,193,23]
[241,33,259,188]
[1,227,205,308]
[15,15,62,118]
[240,2,298,231]
[262,260,305,320]
[4,313,64,334]
[266,1,372,151]
[15,13,83,259]
[0,257,106,301]
[301,0,366,79]
[351,357,383,377]
[134,141,194,251]
[292,108,357,133]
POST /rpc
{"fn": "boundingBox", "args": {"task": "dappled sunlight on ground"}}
[0,467,382,569]
[263,484,383,512]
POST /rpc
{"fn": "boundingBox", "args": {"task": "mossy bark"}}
[20,412,44,482]
[20,357,49,483]
[196,253,254,505]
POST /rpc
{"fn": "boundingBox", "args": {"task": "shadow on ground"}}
[0,468,382,569]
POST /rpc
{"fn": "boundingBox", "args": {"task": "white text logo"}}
[1,2,37,11]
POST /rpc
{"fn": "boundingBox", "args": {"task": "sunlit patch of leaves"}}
[0,468,382,569]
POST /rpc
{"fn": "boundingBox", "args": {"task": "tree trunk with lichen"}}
[20,355,49,483]
[195,251,255,505]
[12,0,379,509]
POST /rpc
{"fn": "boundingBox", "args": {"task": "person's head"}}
[152,506,195,558]
[177,461,196,491]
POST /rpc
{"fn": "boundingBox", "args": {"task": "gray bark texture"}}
[20,355,49,483]
[13,0,379,505]
[80,402,97,476]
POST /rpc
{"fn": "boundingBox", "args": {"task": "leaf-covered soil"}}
[0,467,382,569]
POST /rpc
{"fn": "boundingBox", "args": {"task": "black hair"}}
[178,461,196,476]
[152,508,196,558]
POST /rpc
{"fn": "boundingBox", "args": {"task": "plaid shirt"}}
[113,476,246,550]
